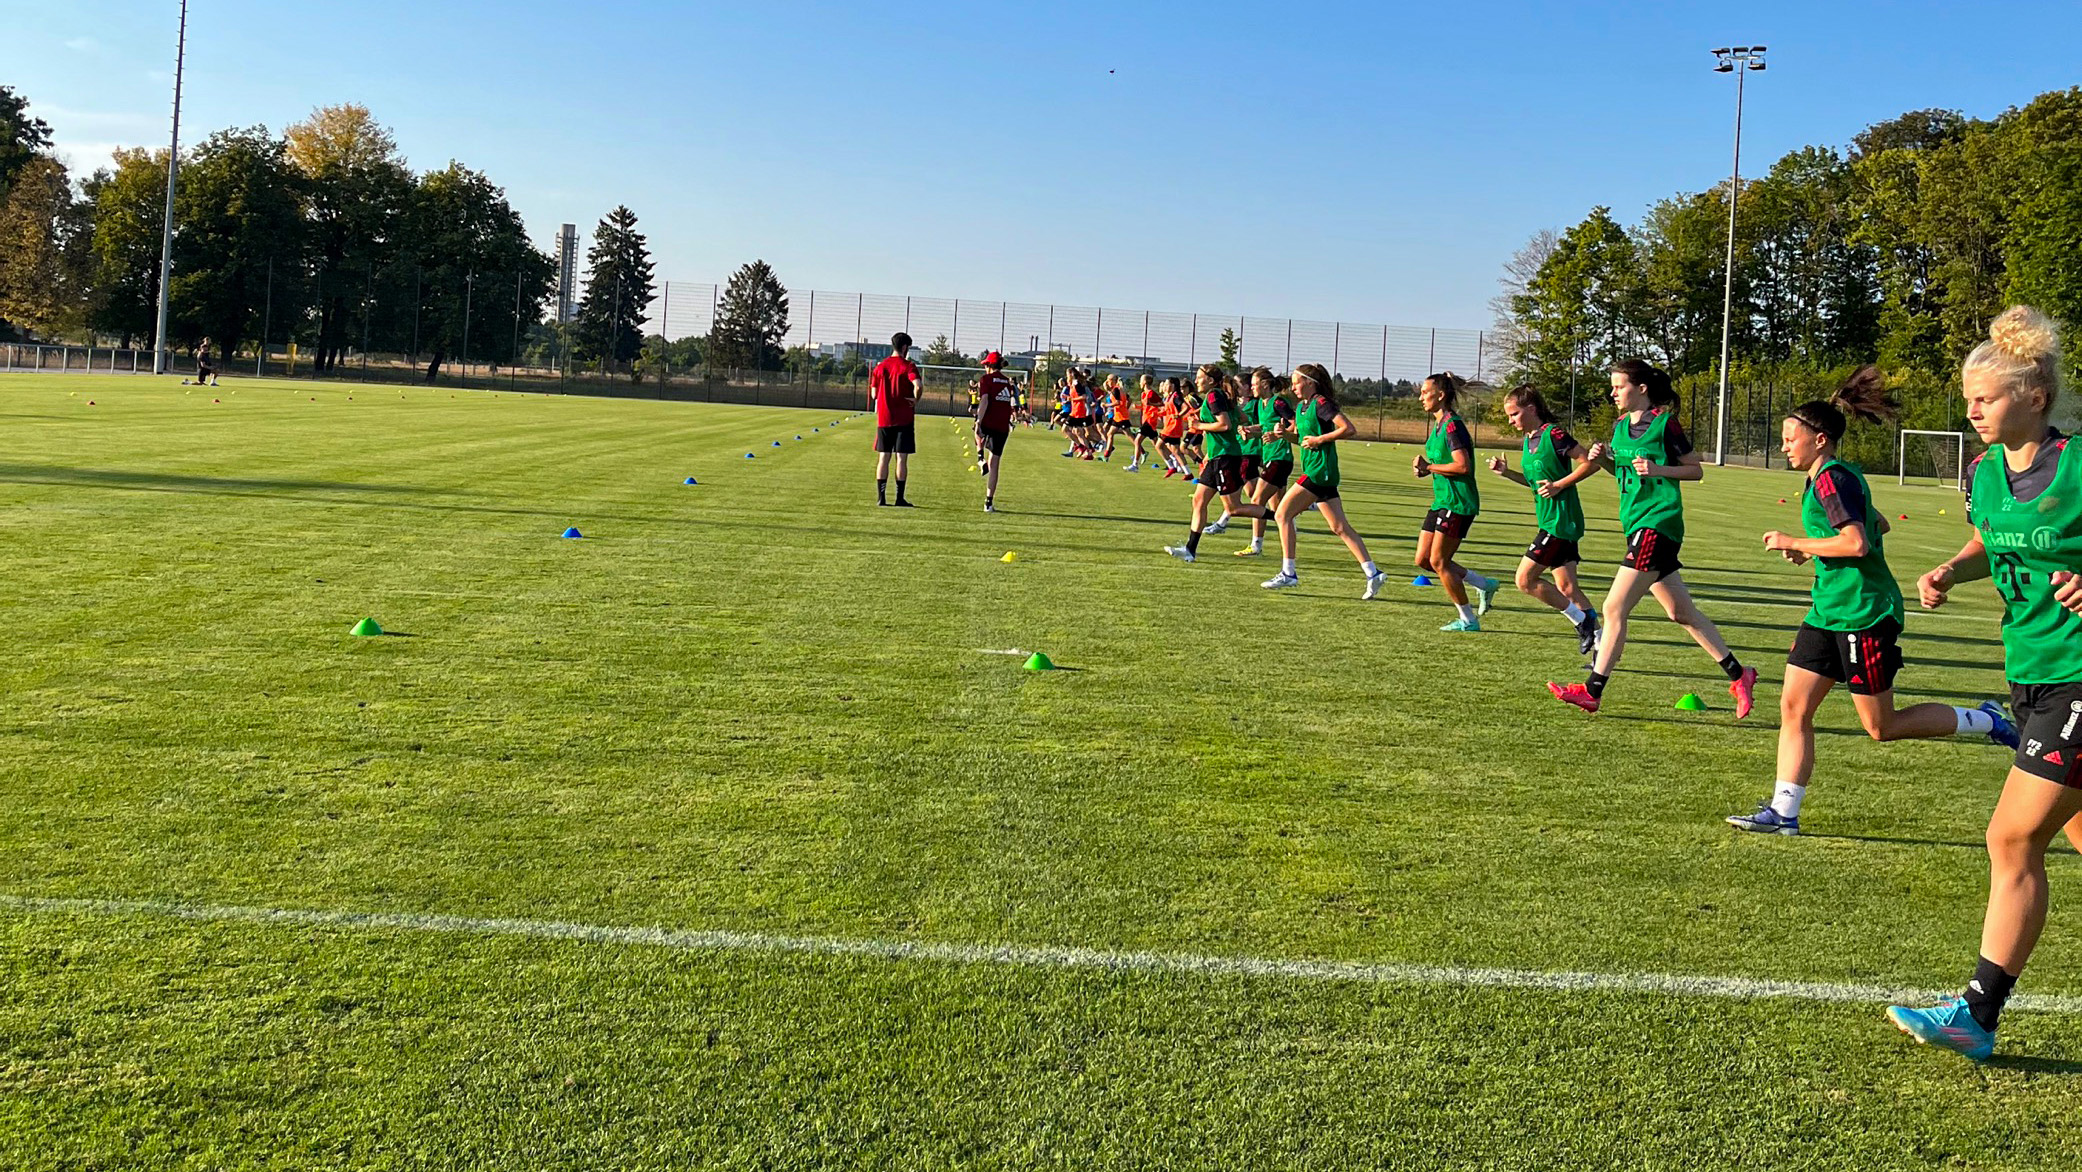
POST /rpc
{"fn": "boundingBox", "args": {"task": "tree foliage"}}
[708,260,789,370]
[573,205,655,377]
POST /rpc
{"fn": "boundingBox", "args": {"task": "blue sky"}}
[6,1,2080,331]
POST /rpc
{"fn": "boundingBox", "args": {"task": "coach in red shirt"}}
[870,332,920,507]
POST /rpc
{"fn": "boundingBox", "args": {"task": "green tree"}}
[0,84,52,202]
[708,260,789,370]
[83,147,169,345]
[1508,207,1639,402]
[0,156,91,338]
[286,104,414,372]
[573,205,656,377]
[1216,327,1240,372]
[922,334,969,366]
[405,163,554,381]
[168,126,307,364]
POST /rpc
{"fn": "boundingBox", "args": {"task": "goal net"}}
[1898,429,1970,491]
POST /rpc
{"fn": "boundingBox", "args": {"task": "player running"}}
[870,332,920,507]
[1129,373,1162,471]
[1236,368,1295,558]
[1548,360,1755,715]
[1100,375,1133,461]
[1413,372,1501,631]
[1259,364,1388,598]
[1207,372,1262,536]
[1886,308,2082,1062]
[1487,385,1600,653]
[1157,378,1192,478]
[973,352,1020,514]
[1728,367,2017,836]
[1163,364,1270,563]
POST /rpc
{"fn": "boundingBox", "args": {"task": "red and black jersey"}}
[1812,464,1869,531]
[871,355,920,426]
[976,371,1017,431]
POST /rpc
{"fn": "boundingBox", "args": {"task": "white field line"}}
[5,893,2079,1014]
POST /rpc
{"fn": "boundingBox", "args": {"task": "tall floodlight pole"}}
[151,0,191,375]
[1710,45,1766,465]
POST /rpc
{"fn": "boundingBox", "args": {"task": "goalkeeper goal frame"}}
[1897,429,1969,492]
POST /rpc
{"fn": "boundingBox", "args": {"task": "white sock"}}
[1361,560,1378,576]
[1282,558,1297,576]
[1770,781,1806,818]
[1216,512,1231,525]
[1456,604,1476,622]
[1248,538,1262,552]
[1955,706,1996,735]
[1562,603,1587,624]
[1465,571,1496,592]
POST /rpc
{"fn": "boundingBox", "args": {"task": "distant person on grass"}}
[871,332,920,507]
[974,351,1018,513]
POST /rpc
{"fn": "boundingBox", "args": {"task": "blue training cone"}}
[1413,574,1434,586]
[772,441,781,447]
[745,453,755,459]
[683,477,697,485]
[562,527,583,539]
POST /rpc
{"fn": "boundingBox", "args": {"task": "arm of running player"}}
[1537,443,1599,497]
[1486,455,1530,486]
[1425,433,1473,476]
[1195,411,1233,434]
[1583,441,1617,474]
[1763,522,1870,560]
[2053,570,2082,616]
[1304,409,1356,448]
[1918,533,1990,610]
[1634,448,1704,481]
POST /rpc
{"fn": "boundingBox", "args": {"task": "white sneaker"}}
[1363,570,1387,600]
[1164,545,1197,563]
[1475,579,1499,617]
[1204,519,1229,535]
[1262,573,1299,589]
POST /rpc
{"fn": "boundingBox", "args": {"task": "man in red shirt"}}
[973,351,1018,513]
[870,332,920,507]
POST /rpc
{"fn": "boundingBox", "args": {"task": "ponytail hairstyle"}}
[1610,359,1678,408]
[1293,363,1334,404]
[1249,365,1275,393]
[1964,305,2065,421]
[1502,384,1557,425]
[1789,365,1897,444]
[1423,370,1467,412]
[1195,362,1227,392]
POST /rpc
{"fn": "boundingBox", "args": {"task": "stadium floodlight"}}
[151,0,190,376]
[1709,44,1767,465]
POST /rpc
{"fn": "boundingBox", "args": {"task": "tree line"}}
[1493,86,2082,455]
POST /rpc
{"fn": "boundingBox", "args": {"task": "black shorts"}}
[874,424,916,454]
[1197,454,1246,496]
[2011,683,2082,787]
[1294,474,1340,502]
[1622,528,1682,578]
[1787,618,1903,697]
[1111,419,1133,432]
[1240,456,1262,484]
[1525,531,1581,568]
[976,427,1008,455]
[1421,508,1472,540]
[1259,459,1293,492]
[1139,424,1161,440]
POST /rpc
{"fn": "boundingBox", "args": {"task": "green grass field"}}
[4,373,2081,1169]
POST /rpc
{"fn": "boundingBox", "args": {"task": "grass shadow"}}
[0,462,454,498]
[1988,1054,2082,1075]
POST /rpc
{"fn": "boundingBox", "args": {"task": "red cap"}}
[981,351,1004,367]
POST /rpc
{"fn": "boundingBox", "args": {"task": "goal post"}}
[1898,429,1969,491]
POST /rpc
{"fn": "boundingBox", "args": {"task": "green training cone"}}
[1023,652,1055,671]
[350,618,384,637]
[1674,693,1705,711]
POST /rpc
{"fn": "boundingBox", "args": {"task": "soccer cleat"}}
[1576,617,1601,657]
[1363,570,1387,601]
[1440,616,1481,632]
[1164,545,1197,563]
[1162,468,1178,479]
[1474,579,1499,617]
[1082,453,1095,461]
[1980,701,2020,750]
[892,499,916,508]
[1204,519,1229,535]
[1061,450,1075,458]
[1730,665,1758,719]
[1726,803,1800,836]
[1233,546,1263,557]
[1887,998,1995,1063]
[982,503,995,513]
[1548,680,1600,713]
[1262,572,1300,590]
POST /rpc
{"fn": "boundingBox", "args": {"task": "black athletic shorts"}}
[2011,682,2082,787]
[1294,474,1340,503]
[976,427,1008,455]
[874,424,916,454]
[1240,456,1262,484]
[1525,530,1582,568]
[1139,424,1161,440]
[1622,527,1682,578]
[1259,459,1293,492]
[1421,508,1472,540]
[1787,618,1903,697]
[1198,454,1246,496]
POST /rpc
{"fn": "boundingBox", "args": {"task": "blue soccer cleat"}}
[1474,579,1499,617]
[1887,997,1995,1063]
[1726,803,1799,836]
[1980,701,2020,750]
[1440,616,1480,633]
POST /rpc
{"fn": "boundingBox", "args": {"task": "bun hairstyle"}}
[1502,384,1557,425]
[1789,365,1898,443]
[1610,359,1678,408]
[1424,370,1467,411]
[1964,305,2064,419]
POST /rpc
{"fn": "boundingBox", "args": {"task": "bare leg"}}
[1981,770,2082,973]
[1848,690,1969,743]
[1593,566,1658,676]
[1555,562,1594,613]
[1516,556,1568,611]
[1317,498,1372,567]
[1775,665,1834,786]
[1432,528,1471,608]
[1276,485,1314,563]
[1646,574,1733,662]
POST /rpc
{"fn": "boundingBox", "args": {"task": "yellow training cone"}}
[1000,551,1019,563]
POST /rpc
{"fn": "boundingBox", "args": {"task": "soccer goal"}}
[915,363,1030,390]
[1898,429,1970,491]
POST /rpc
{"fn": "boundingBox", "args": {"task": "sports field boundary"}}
[7,893,2077,1014]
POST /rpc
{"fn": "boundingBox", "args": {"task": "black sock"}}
[895,478,907,503]
[1186,529,1202,555]
[1964,956,2017,1032]
[1585,671,1609,700]
[1718,654,1745,681]
[877,478,887,505]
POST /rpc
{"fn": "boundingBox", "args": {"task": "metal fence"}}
[655,281,1491,385]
